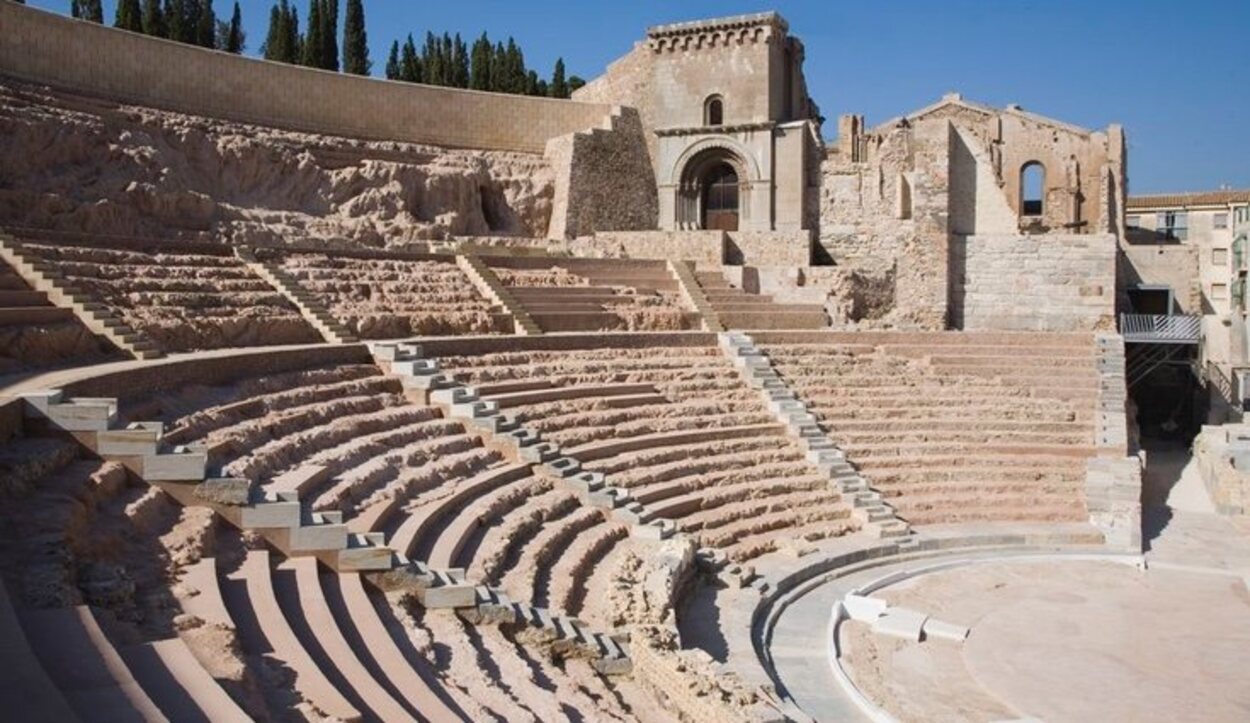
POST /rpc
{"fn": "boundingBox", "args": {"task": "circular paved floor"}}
[840,559,1250,722]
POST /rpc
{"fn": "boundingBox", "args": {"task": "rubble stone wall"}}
[545,107,658,239]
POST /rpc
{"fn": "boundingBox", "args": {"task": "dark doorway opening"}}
[1128,285,1175,315]
[702,163,739,231]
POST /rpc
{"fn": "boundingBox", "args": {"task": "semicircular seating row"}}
[0,426,659,720]
[0,330,1106,719]
[130,342,858,615]
[756,332,1102,526]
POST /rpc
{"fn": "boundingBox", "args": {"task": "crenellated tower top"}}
[645,12,789,53]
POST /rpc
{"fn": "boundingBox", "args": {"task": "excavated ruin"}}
[0,80,555,246]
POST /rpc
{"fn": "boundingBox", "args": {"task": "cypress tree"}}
[164,0,185,42]
[342,0,369,75]
[568,76,586,94]
[261,2,282,59]
[224,1,243,53]
[469,33,491,91]
[285,3,301,63]
[451,34,469,88]
[195,0,216,48]
[422,32,442,86]
[490,41,506,92]
[322,0,338,71]
[524,70,539,97]
[74,0,104,22]
[141,0,165,37]
[440,33,454,86]
[301,0,323,67]
[262,3,281,58]
[550,57,568,99]
[504,38,525,94]
[400,34,420,83]
[115,0,143,32]
[384,40,400,80]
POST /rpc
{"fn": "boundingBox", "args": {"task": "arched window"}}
[1021,162,1045,216]
[705,95,724,126]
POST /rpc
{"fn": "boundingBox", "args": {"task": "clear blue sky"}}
[25,0,1250,194]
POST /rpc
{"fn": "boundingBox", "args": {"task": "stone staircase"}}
[0,259,75,327]
[234,246,358,344]
[667,259,723,332]
[373,339,790,622]
[11,389,485,609]
[696,268,829,330]
[460,586,633,675]
[456,253,541,335]
[717,332,911,540]
[372,341,675,542]
[0,234,163,359]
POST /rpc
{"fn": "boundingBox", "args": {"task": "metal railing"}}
[1119,314,1201,344]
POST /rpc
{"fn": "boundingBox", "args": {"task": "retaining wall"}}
[0,2,612,154]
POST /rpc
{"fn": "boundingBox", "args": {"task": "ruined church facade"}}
[577,12,1128,333]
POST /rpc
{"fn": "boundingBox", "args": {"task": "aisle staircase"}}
[235,246,358,344]
[0,234,163,359]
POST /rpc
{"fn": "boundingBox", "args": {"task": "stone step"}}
[0,289,48,306]
[0,305,74,326]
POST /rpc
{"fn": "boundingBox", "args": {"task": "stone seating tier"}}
[759,332,1101,525]
[17,241,321,353]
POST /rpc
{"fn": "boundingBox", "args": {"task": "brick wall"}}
[952,233,1117,332]
[0,3,612,154]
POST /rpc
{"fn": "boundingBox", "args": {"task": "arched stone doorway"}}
[675,146,750,231]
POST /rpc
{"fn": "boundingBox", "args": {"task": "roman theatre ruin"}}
[0,5,1247,722]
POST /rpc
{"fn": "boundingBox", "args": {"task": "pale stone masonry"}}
[952,234,1118,332]
[1194,424,1250,516]
[1086,334,1143,550]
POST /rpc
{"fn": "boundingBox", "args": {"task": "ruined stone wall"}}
[816,118,952,329]
[544,107,658,239]
[817,122,916,272]
[912,99,1123,235]
[1195,424,1250,516]
[0,2,611,154]
[952,233,1117,332]
[949,125,1018,235]
[629,626,783,723]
